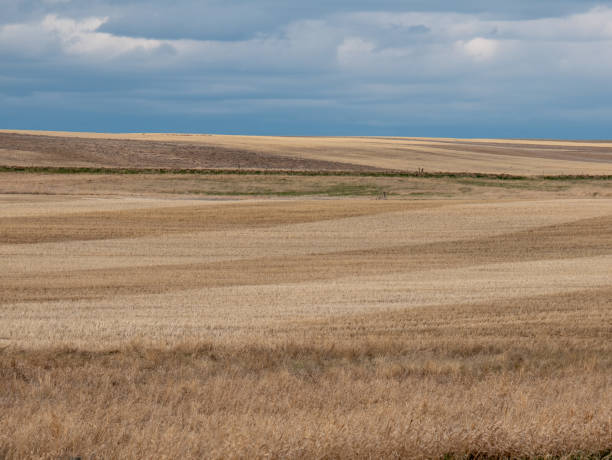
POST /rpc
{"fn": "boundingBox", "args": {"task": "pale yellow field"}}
[3,129,612,175]
[1,187,611,458]
[2,196,610,346]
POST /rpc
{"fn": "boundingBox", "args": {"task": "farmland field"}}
[3,129,612,174]
[0,131,611,458]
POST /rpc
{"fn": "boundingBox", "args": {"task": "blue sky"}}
[1,0,612,138]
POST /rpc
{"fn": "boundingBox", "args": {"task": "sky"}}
[1,0,612,138]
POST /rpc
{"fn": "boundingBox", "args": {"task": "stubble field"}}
[0,131,611,458]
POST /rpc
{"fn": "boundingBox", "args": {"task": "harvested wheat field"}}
[3,129,612,175]
[0,133,611,459]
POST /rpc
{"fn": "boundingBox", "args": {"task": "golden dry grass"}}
[2,129,612,175]
[1,288,611,459]
[1,183,611,458]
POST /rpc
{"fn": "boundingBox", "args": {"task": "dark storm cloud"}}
[4,0,612,39]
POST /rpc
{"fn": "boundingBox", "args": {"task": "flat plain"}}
[0,131,611,458]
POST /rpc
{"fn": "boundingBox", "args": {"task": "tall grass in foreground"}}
[1,289,610,459]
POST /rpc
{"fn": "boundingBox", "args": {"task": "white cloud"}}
[336,37,375,65]
[0,14,171,61]
[41,14,167,58]
[458,37,499,61]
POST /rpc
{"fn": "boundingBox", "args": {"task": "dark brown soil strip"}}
[0,132,380,172]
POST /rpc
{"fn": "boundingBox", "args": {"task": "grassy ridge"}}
[1,165,611,180]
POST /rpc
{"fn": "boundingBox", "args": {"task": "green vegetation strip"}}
[1,165,611,180]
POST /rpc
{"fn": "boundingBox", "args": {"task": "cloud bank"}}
[1,0,612,137]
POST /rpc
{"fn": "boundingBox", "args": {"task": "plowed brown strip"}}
[0,132,379,171]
